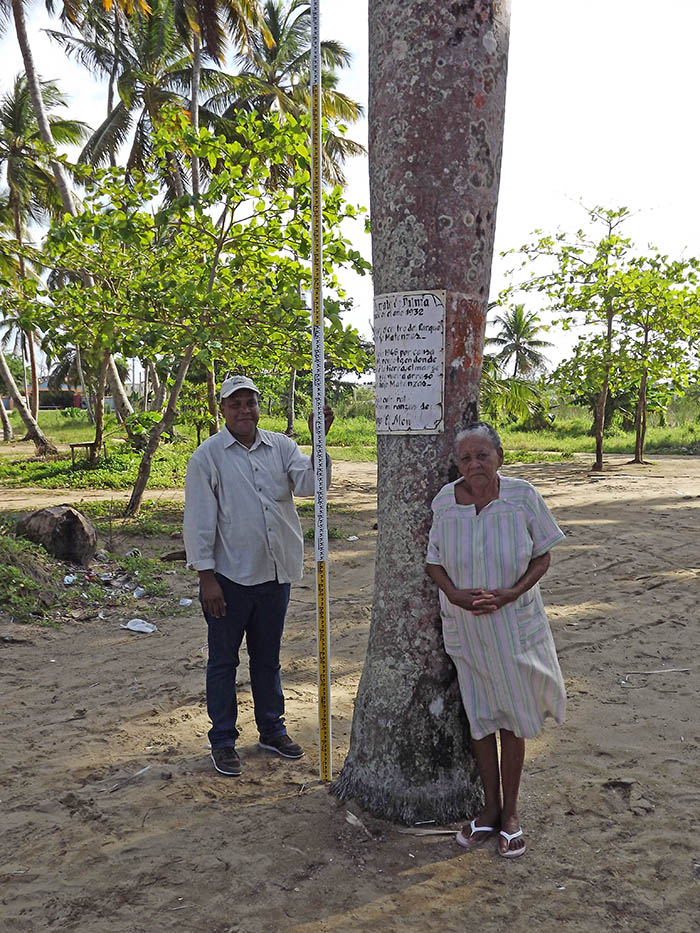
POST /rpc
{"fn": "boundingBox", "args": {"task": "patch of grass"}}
[0,444,194,490]
[0,528,64,624]
[503,450,573,464]
[117,554,173,596]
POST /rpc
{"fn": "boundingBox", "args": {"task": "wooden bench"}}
[69,441,107,465]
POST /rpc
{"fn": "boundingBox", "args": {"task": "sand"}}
[1,455,699,932]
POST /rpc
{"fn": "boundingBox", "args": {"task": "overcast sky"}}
[2,1,700,364]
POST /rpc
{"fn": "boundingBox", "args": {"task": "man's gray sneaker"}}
[211,746,241,776]
[258,734,304,759]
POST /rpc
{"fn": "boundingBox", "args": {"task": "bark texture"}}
[107,355,134,424]
[125,345,196,516]
[334,0,511,823]
[0,348,58,456]
[0,398,13,442]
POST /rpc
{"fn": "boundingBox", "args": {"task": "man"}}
[183,375,333,776]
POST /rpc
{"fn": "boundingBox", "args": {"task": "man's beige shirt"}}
[183,427,331,585]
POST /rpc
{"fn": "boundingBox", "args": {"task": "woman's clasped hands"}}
[449,587,517,615]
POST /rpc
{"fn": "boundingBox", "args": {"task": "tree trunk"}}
[107,354,134,424]
[633,367,648,463]
[11,194,39,419]
[75,346,94,424]
[11,0,76,216]
[206,365,219,435]
[593,303,614,471]
[190,30,201,197]
[285,367,296,435]
[26,331,39,419]
[0,397,13,442]
[107,7,120,167]
[333,0,511,823]
[0,347,58,455]
[154,365,169,411]
[11,0,135,424]
[90,351,110,464]
[145,360,160,411]
[124,345,196,516]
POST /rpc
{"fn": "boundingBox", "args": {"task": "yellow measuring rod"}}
[310,0,332,782]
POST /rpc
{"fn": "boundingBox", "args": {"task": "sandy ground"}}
[1,456,699,932]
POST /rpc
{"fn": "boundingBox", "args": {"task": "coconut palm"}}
[173,0,268,195]
[486,304,553,377]
[205,0,364,185]
[47,1,230,186]
[0,74,89,416]
[478,354,545,424]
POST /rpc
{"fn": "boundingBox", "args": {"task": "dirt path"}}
[1,456,699,931]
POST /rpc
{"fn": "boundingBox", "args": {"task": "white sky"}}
[2,0,700,366]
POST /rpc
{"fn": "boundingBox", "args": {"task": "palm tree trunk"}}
[26,331,39,419]
[11,0,135,423]
[90,351,110,464]
[11,195,39,418]
[107,354,134,424]
[334,0,511,822]
[20,333,31,412]
[0,396,14,442]
[0,346,58,455]
[145,360,161,411]
[124,344,196,516]
[190,30,201,197]
[107,7,121,168]
[74,346,94,424]
[11,0,76,217]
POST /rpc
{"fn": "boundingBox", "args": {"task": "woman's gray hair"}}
[454,421,502,453]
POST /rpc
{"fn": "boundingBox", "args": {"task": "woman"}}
[426,422,566,858]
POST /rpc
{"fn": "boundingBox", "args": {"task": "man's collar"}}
[222,427,272,450]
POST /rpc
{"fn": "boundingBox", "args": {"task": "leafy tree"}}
[486,303,552,377]
[506,206,636,470]
[40,109,369,508]
[509,206,700,468]
[616,254,700,462]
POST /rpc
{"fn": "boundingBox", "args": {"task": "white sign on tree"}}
[374,290,446,434]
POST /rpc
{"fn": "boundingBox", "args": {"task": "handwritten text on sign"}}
[374,290,446,434]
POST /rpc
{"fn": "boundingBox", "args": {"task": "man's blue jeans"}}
[202,574,291,750]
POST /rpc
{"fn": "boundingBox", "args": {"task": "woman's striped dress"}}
[426,475,567,740]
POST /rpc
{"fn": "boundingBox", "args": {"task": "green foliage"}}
[0,528,63,624]
[504,205,700,465]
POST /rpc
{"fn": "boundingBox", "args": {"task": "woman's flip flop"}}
[456,819,497,850]
[498,828,526,858]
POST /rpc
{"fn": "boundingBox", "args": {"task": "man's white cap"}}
[220,375,261,401]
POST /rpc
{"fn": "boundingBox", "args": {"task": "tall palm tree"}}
[173,0,268,195]
[206,0,364,185]
[0,74,89,416]
[48,0,231,186]
[478,354,544,424]
[486,304,553,377]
